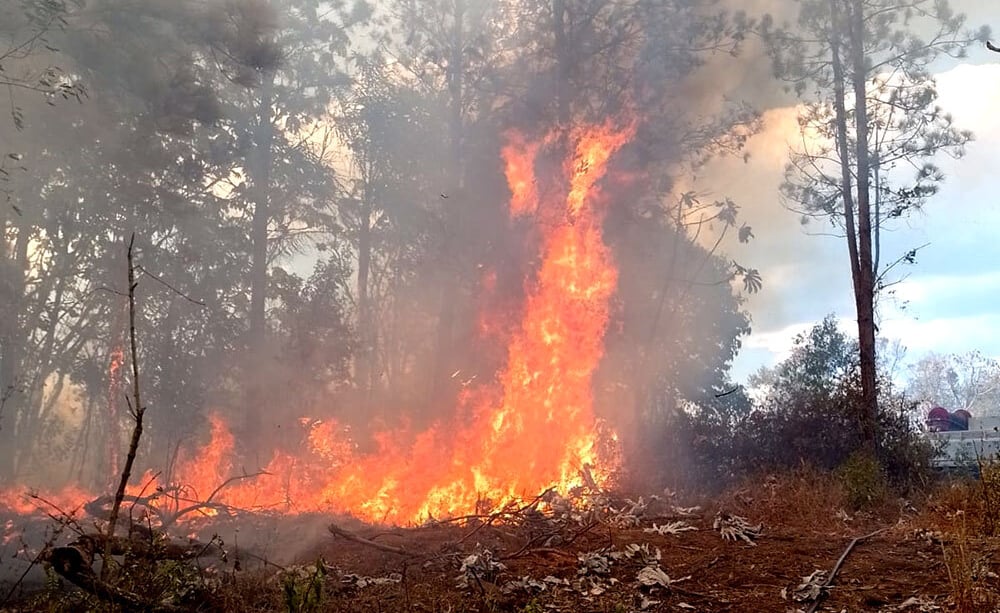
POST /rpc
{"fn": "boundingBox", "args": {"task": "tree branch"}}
[102,233,145,580]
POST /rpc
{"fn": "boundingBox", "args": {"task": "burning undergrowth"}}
[2,473,712,611]
[1,119,638,531]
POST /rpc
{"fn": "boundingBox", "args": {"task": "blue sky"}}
[721,57,1000,383]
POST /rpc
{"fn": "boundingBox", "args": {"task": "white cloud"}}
[742,317,856,363]
[730,61,1000,380]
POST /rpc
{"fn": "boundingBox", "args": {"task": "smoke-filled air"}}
[2,0,1000,610]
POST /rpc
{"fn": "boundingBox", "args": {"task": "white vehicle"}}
[925,407,1000,470]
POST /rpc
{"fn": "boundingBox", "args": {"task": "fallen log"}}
[46,536,188,613]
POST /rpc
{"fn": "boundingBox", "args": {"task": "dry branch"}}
[160,471,268,528]
[328,524,415,556]
[85,531,224,561]
[803,527,887,613]
[103,233,145,580]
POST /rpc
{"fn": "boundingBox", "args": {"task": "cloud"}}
[720,60,1000,382]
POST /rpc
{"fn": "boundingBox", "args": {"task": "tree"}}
[763,0,987,450]
[907,351,1000,415]
[0,0,300,481]
[332,53,448,408]
[737,315,932,484]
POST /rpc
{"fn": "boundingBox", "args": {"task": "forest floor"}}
[2,471,999,612]
[285,475,998,613]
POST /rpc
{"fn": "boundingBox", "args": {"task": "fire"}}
[106,344,125,484]
[501,131,542,216]
[0,121,635,526]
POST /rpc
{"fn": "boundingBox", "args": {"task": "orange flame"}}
[0,121,635,526]
[106,344,125,482]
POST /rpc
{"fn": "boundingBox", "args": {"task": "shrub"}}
[835,451,887,510]
[638,317,936,494]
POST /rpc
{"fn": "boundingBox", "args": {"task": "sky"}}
[720,42,1000,383]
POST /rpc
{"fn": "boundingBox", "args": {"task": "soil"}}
[292,485,1000,612]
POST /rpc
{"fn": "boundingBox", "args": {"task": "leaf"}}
[738,224,754,244]
[637,565,672,588]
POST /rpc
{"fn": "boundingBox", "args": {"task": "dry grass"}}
[713,465,901,535]
[940,510,1000,613]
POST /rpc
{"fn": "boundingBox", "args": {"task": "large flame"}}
[1,121,635,525]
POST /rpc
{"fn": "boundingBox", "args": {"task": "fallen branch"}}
[160,471,268,528]
[77,531,224,562]
[501,546,577,561]
[47,536,187,613]
[85,494,158,521]
[328,524,415,556]
[804,527,887,613]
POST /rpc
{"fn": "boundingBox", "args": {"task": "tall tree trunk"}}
[429,0,466,407]
[356,158,374,405]
[0,219,30,480]
[13,266,71,478]
[848,0,878,451]
[249,71,276,350]
[246,69,276,457]
[830,0,877,453]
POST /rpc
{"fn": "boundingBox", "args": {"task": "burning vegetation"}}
[1,0,999,611]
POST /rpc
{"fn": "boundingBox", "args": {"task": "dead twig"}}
[501,546,577,561]
[135,265,206,306]
[804,527,888,613]
[429,489,554,527]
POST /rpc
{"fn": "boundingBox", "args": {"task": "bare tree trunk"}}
[429,0,466,407]
[249,71,276,350]
[356,159,375,406]
[0,219,30,480]
[849,0,878,452]
[829,0,877,452]
[247,69,275,454]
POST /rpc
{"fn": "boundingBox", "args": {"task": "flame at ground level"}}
[0,121,635,525]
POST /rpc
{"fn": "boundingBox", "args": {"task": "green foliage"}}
[764,0,982,236]
[835,451,887,510]
[520,599,545,613]
[657,316,935,492]
[281,560,327,613]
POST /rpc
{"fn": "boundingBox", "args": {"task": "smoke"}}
[1,0,993,526]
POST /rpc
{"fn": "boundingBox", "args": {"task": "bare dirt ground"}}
[282,476,1000,613]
